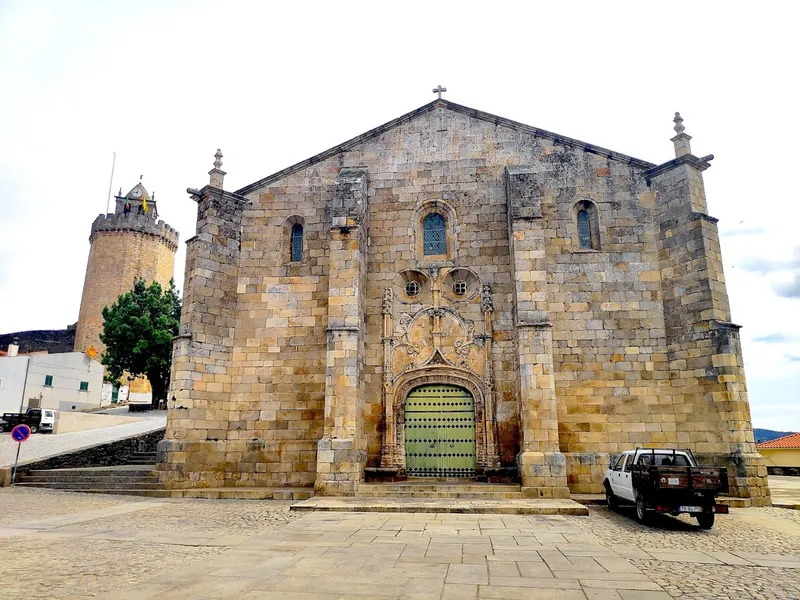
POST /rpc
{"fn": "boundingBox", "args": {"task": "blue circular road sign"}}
[11,424,31,442]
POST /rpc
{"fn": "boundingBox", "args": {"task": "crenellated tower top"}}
[88,179,179,250]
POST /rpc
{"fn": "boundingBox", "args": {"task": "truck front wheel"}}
[697,512,715,529]
[29,424,38,434]
[605,483,618,511]
[635,494,650,525]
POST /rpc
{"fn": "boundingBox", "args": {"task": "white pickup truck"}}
[604,449,729,528]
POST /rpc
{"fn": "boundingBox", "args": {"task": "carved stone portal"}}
[380,269,500,472]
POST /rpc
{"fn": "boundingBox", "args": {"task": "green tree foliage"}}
[100,279,181,407]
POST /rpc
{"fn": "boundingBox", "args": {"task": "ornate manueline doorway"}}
[404,384,476,477]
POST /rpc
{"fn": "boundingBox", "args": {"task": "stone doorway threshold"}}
[290,496,589,515]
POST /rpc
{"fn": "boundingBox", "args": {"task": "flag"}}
[142,196,148,213]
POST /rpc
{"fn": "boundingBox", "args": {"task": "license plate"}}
[668,478,680,485]
[679,505,702,513]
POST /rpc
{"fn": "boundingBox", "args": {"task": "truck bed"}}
[632,465,728,494]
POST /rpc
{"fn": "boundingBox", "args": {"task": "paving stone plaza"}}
[1,488,799,599]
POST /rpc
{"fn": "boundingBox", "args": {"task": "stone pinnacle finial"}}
[673,112,685,135]
[670,111,692,158]
[209,148,226,189]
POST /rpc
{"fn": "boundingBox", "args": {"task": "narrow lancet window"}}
[291,223,303,261]
[423,213,447,255]
[577,209,591,249]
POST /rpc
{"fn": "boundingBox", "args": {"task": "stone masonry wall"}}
[159,101,767,500]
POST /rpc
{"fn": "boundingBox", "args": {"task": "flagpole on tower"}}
[105,151,116,215]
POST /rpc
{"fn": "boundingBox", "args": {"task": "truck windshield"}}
[637,454,691,467]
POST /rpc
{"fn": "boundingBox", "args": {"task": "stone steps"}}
[46,488,174,498]
[167,487,314,500]
[356,482,522,500]
[15,467,313,500]
[356,490,523,499]
[24,467,156,477]
[15,465,163,496]
[15,481,163,490]
[126,452,157,465]
[21,474,157,484]
[292,496,589,515]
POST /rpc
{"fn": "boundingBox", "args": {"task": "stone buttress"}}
[506,167,570,499]
[157,153,249,488]
[647,116,770,505]
[315,169,369,495]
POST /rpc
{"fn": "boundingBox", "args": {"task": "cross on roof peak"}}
[432,85,447,100]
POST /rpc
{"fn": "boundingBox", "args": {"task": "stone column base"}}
[518,451,571,499]
[156,438,319,490]
[723,451,772,507]
[563,452,611,494]
[690,452,772,507]
[314,437,367,496]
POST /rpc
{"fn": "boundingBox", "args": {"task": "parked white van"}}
[40,409,56,433]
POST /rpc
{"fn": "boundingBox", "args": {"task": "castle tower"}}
[74,181,179,354]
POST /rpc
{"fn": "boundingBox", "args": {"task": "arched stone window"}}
[411,200,458,261]
[282,215,307,264]
[573,200,601,251]
[577,210,591,249]
[423,213,447,256]
[291,223,303,262]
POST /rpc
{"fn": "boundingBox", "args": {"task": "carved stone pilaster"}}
[381,288,397,468]
[481,283,500,468]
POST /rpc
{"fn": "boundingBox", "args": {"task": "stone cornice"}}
[187,186,249,204]
[517,321,553,329]
[711,320,743,331]
[235,100,656,196]
[326,326,360,333]
[645,153,714,181]
[691,212,720,225]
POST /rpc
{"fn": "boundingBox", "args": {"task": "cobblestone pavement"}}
[0,487,798,599]
[68,498,302,534]
[0,412,165,467]
[0,487,144,525]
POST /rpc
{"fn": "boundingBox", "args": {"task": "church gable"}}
[235,100,655,197]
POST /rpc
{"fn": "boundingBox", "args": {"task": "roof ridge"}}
[235,100,655,196]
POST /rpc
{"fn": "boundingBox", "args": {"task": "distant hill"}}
[0,325,76,355]
[754,428,796,444]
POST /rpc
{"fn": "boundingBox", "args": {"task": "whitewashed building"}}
[0,351,104,414]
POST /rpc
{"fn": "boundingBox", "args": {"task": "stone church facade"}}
[157,99,770,504]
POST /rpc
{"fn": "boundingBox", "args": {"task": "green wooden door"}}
[405,384,476,477]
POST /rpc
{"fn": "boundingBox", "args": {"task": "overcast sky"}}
[1,1,798,430]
